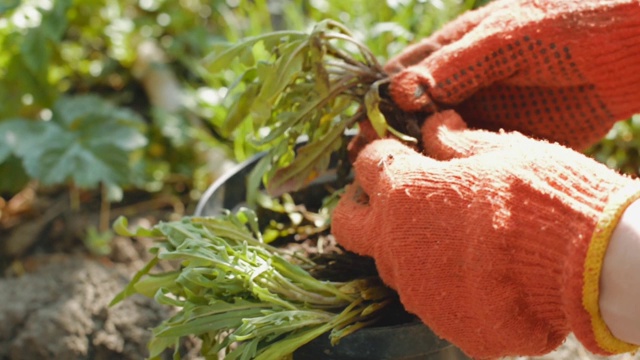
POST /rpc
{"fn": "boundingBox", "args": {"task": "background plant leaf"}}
[9,96,148,189]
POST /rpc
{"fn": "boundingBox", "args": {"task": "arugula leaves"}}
[111,210,392,360]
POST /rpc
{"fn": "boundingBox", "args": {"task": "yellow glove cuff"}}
[584,184,640,353]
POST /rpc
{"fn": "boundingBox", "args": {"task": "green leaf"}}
[110,257,160,306]
[203,31,306,72]
[246,153,274,207]
[0,119,52,159]
[267,120,347,195]
[0,128,13,163]
[20,29,50,81]
[83,226,114,256]
[22,140,130,188]
[11,96,148,189]
[133,271,181,298]
[254,40,306,113]
[113,216,134,237]
[40,0,72,41]
[222,83,260,135]
[254,323,334,360]
[53,95,147,151]
[148,336,178,359]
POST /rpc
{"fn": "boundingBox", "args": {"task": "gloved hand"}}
[385,0,640,150]
[331,110,640,359]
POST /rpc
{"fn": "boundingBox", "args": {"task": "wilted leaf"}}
[365,83,417,143]
[364,84,388,138]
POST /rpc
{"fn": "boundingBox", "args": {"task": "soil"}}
[0,254,167,360]
[0,192,204,360]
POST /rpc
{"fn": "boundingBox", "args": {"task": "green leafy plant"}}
[205,20,420,203]
[0,95,146,199]
[112,210,392,359]
[0,0,483,199]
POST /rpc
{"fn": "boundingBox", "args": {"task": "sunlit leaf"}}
[267,120,347,195]
[204,31,307,72]
[254,40,306,110]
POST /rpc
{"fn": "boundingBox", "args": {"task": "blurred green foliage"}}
[0,0,483,200]
[587,115,640,177]
[1,0,637,204]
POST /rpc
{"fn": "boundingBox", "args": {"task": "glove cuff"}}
[568,184,640,355]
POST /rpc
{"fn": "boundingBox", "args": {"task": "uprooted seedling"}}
[205,19,426,203]
[111,204,395,360]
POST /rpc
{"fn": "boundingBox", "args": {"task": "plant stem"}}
[69,183,80,212]
[99,182,110,233]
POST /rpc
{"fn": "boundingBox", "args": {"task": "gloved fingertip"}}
[332,183,376,256]
[422,110,515,160]
[352,139,418,194]
[421,110,475,160]
[389,69,435,113]
[422,110,468,139]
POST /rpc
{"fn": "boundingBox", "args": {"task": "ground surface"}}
[0,203,203,360]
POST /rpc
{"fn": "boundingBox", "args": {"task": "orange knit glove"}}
[331,110,640,359]
[386,0,640,150]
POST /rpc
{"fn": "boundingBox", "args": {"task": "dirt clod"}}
[0,254,172,360]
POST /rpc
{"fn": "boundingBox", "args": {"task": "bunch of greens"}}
[205,20,418,203]
[111,209,392,360]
